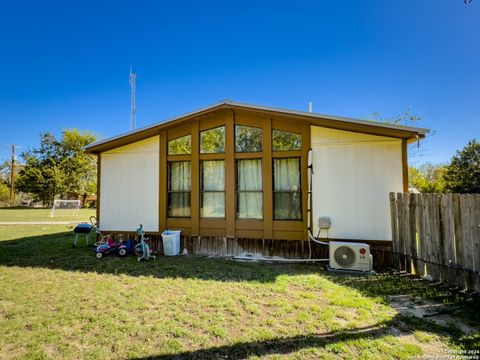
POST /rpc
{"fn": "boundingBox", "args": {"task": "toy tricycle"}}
[95,236,128,259]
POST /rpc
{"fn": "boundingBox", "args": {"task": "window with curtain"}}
[235,125,263,152]
[168,161,191,217]
[272,130,302,151]
[200,126,225,154]
[201,160,225,218]
[236,159,263,219]
[168,135,191,155]
[273,158,301,220]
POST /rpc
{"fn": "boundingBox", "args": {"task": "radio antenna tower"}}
[129,66,137,131]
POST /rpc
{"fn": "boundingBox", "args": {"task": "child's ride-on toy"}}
[95,236,128,259]
[134,224,155,261]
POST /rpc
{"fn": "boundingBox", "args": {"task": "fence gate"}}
[389,192,480,291]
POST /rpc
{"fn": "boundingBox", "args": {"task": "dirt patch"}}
[388,294,478,334]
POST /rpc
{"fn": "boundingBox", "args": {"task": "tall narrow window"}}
[273,158,301,220]
[272,130,302,151]
[236,159,262,219]
[200,126,225,154]
[201,160,225,218]
[168,135,191,155]
[168,161,191,217]
[235,125,262,152]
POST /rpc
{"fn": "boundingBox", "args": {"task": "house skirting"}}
[108,232,394,269]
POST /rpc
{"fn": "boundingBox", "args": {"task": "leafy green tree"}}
[409,164,447,193]
[0,181,9,203]
[200,127,225,153]
[16,129,96,205]
[168,135,191,155]
[444,139,480,193]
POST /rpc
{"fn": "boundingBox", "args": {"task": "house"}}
[83,100,428,259]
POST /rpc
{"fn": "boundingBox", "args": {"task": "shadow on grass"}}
[0,231,325,283]
[132,323,390,359]
[130,316,480,359]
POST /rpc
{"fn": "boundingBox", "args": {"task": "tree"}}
[444,139,480,193]
[409,164,447,193]
[367,109,430,162]
[16,129,97,205]
[0,181,9,203]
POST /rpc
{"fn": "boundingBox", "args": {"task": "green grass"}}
[0,208,96,222]
[0,210,479,359]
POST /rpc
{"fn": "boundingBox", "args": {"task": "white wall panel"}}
[100,136,159,232]
[311,127,403,241]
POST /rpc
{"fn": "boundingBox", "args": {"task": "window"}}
[168,161,191,217]
[272,130,302,151]
[235,125,262,152]
[273,158,301,220]
[200,126,225,154]
[201,160,225,218]
[168,135,191,155]
[236,159,262,219]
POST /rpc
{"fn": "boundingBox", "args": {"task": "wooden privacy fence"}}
[389,192,480,291]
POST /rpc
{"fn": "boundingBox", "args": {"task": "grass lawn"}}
[0,212,479,359]
[0,208,96,222]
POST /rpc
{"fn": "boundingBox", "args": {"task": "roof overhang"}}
[83,100,429,154]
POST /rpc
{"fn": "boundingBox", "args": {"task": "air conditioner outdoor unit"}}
[329,241,373,272]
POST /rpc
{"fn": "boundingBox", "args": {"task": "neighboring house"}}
[83,100,428,258]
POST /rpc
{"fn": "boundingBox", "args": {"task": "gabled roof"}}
[84,100,429,154]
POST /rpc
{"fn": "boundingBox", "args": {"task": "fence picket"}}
[472,194,480,292]
[389,193,399,267]
[441,194,456,285]
[408,194,418,274]
[396,193,405,271]
[430,194,442,281]
[402,193,412,272]
[415,193,426,277]
[453,194,465,288]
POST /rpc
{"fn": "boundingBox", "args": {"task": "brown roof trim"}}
[83,100,429,154]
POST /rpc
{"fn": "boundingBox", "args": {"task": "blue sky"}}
[0,0,479,165]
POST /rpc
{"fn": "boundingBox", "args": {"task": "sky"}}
[0,0,479,165]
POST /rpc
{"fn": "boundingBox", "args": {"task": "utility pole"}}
[129,66,137,131]
[5,144,21,205]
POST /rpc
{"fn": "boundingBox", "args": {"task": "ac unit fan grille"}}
[333,246,356,268]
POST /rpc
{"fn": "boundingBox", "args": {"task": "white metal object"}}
[329,241,373,272]
[49,199,81,217]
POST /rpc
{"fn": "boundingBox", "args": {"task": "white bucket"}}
[161,230,181,256]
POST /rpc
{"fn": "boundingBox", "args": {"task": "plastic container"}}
[161,230,181,256]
